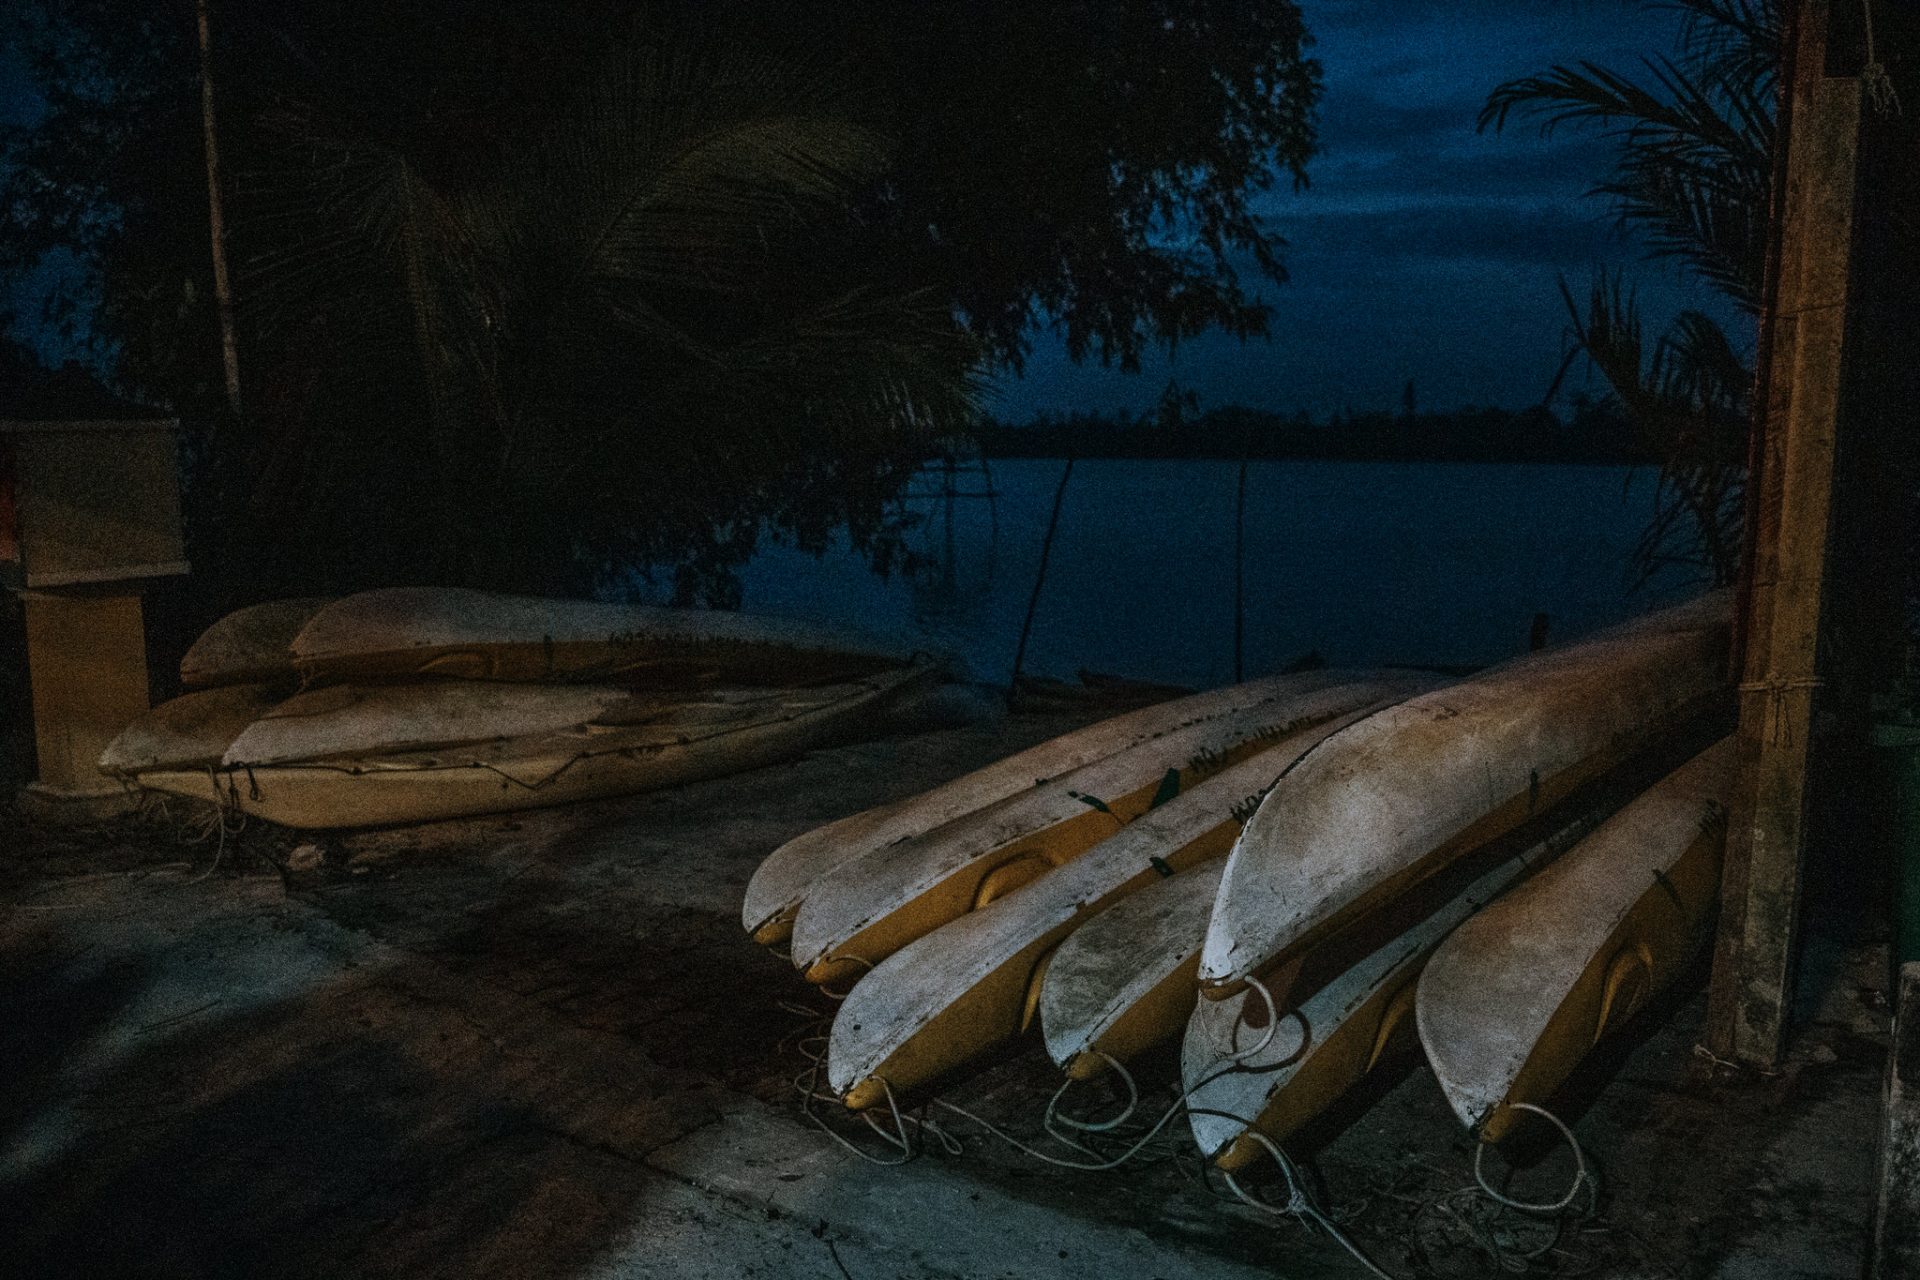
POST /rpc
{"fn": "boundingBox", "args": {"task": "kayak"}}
[1198,592,1729,1000]
[1038,861,1224,1082]
[99,683,286,776]
[290,587,910,687]
[221,680,662,768]
[1182,816,1594,1171]
[179,597,332,688]
[129,664,938,829]
[1417,738,1735,1142]
[742,671,1379,947]
[789,674,1421,989]
[824,691,1428,1110]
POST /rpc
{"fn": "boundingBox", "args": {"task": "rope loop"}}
[1472,1102,1596,1215]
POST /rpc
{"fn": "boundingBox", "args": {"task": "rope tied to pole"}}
[1735,673,1824,745]
[1861,0,1901,116]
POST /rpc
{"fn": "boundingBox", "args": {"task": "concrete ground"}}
[0,701,1891,1279]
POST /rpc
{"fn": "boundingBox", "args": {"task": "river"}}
[727,458,1700,687]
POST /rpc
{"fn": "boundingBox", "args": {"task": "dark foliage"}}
[1481,0,1777,586]
[1,0,1321,610]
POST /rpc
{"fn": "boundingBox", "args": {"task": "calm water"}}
[727,459,1696,687]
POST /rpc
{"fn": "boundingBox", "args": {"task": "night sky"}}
[996,0,1747,420]
[2,1,1746,417]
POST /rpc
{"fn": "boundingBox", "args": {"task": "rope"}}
[1736,674,1823,746]
[816,953,874,1002]
[1861,0,1901,115]
[1224,1131,1400,1280]
[1472,1102,1597,1215]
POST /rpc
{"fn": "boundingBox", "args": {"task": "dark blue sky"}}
[4,2,1745,413]
[993,0,1748,419]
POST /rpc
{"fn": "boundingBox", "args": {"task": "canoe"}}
[824,690,1429,1110]
[1038,861,1224,1082]
[1417,738,1735,1143]
[746,670,1376,947]
[789,673,1420,989]
[1197,592,1729,1000]
[290,587,910,687]
[1182,817,1594,1171]
[179,598,332,688]
[130,664,937,829]
[221,680,663,768]
[99,683,286,776]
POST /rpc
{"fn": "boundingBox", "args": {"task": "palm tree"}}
[224,12,979,600]
[1480,0,1780,586]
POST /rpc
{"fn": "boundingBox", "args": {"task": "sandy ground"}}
[0,700,1891,1279]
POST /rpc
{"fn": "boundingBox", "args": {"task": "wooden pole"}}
[1233,455,1247,683]
[1704,0,1863,1069]
[1010,457,1073,692]
[196,0,243,421]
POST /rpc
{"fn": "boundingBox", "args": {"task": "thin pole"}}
[1011,457,1074,691]
[196,0,242,421]
[1233,456,1248,682]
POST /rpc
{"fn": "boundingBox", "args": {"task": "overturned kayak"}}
[179,597,333,688]
[1183,816,1594,1171]
[100,683,287,776]
[1039,860,1224,1081]
[1198,593,1729,999]
[291,587,909,687]
[744,671,1379,947]
[130,665,937,829]
[1417,739,1734,1142]
[790,673,1418,989]
[221,681,662,768]
[825,693,1425,1110]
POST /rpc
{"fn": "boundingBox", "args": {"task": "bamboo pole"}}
[1704,0,1863,1069]
[196,0,242,421]
[1010,457,1073,692]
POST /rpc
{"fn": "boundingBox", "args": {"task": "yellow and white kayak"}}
[129,664,938,829]
[1417,738,1734,1143]
[1182,827,1583,1171]
[1198,593,1730,1001]
[179,598,333,688]
[290,587,910,687]
[824,690,1429,1110]
[789,673,1419,990]
[1038,861,1226,1082]
[742,672,1380,947]
[99,683,287,776]
[220,680,661,767]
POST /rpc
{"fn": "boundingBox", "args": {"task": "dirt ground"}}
[0,698,1890,1279]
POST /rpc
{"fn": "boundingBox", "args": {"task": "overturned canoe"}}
[1040,860,1225,1081]
[825,692,1426,1110]
[790,673,1416,989]
[99,683,287,776]
[1183,818,1593,1171]
[1417,738,1734,1143]
[180,597,332,688]
[131,664,937,829]
[745,671,1378,947]
[222,680,664,768]
[1198,592,1729,999]
[290,587,909,687]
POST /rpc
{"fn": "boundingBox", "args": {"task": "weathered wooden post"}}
[2,418,189,822]
[1704,0,1864,1071]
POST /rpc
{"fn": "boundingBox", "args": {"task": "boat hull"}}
[1416,739,1735,1142]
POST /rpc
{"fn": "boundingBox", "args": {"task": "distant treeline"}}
[974,399,1658,465]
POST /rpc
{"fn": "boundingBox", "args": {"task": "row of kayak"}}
[743,592,1734,1162]
[103,588,935,828]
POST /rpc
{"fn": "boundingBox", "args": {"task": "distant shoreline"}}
[968,401,1659,468]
